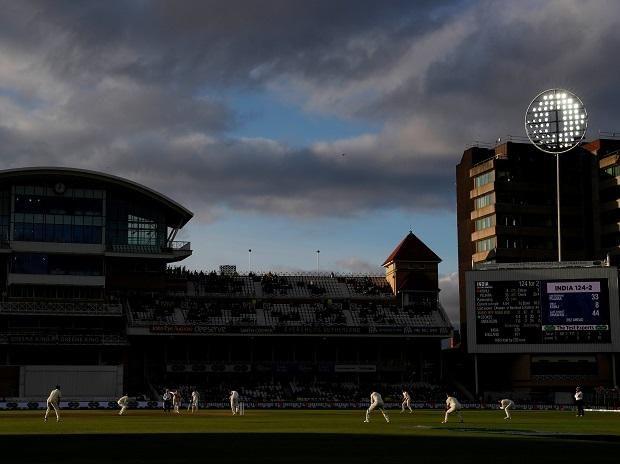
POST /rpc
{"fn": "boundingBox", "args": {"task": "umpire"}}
[574,387,585,417]
[163,389,172,413]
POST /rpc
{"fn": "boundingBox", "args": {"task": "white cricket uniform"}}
[191,391,200,412]
[401,391,413,413]
[500,399,514,419]
[230,391,239,414]
[117,395,129,415]
[443,396,463,423]
[365,392,390,423]
[45,388,61,421]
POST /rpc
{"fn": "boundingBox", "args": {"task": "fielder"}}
[117,394,129,415]
[44,385,61,422]
[442,393,463,423]
[499,398,514,420]
[401,390,413,413]
[190,390,200,413]
[364,391,390,423]
[230,390,239,415]
[172,390,182,414]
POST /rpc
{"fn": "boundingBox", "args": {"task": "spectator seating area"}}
[167,269,393,299]
[128,297,450,331]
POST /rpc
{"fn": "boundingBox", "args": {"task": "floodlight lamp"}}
[525,88,587,154]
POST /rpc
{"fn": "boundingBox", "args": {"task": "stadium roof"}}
[0,167,193,227]
[382,231,441,266]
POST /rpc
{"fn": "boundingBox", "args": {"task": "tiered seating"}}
[128,271,452,333]
[344,276,393,297]
[262,302,346,326]
[129,297,176,323]
[184,301,256,325]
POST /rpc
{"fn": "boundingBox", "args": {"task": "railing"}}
[0,301,123,316]
[0,331,128,345]
[107,241,191,254]
[167,241,191,250]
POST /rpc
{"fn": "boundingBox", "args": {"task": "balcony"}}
[105,241,192,261]
[7,273,106,287]
[0,330,128,346]
[0,301,123,316]
[469,182,494,199]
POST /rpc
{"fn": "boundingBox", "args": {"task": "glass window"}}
[474,193,494,209]
[474,171,494,188]
[604,165,620,177]
[475,216,495,231]
[475,237,496,253]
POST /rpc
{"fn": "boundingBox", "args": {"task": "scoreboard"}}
[466,267,620,353]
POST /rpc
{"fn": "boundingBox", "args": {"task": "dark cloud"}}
[0,0,618,221]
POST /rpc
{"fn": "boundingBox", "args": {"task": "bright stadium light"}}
[525,88,588,153]
[524,88,588,262]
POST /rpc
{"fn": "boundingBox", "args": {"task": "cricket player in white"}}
[190,390,200,413]
[401,390,413,413]
[117,395,129,415]
[230,390,240,415]
[44,385,61,422]
[364,392,390,423]
[442,394,463,423]
[499,398,514,420]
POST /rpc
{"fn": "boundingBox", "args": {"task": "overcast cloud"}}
[1,0,619,220]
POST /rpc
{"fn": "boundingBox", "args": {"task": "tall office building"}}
[586,139,620,263]
[456,141,600,347]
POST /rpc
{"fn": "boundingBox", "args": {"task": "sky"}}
[1,0,620,324]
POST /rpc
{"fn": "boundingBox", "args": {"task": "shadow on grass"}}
[3,433,620,464]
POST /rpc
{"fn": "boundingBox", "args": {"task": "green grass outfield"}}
[1,409,620,463]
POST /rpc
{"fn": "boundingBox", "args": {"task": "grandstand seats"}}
[127,271,453,334]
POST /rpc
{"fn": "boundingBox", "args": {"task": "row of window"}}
[604,165,620,178]
[11,253,103,276]
[475,214,555,230]
[474,216,495,231]
[474,193,494,209]
[14,185,105,199]
[13,223,103,244]
[475,236,556,252]
[475,237,496,253]
[13,213,104,226]
[15,195,103,216]
[473,171,494,188]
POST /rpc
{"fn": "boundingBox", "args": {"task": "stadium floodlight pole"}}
[248,249,252,273]
[525,89,588,262]
[316,250,320,274]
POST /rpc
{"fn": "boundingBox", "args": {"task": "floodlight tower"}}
[524,89,588,261]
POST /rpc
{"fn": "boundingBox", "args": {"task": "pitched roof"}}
[382,231,441,266]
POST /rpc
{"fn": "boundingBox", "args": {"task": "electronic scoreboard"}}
[466,267,619,353]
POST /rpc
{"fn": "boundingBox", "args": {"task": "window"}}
[475,216,495,231]
[475,237,496,253]
[12,185,104,244]
[474,171,494,188]
[474,193,494,209]
[128,214,158,246]
[604,165,620,177]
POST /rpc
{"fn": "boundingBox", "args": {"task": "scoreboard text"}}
[475,279,610,344]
